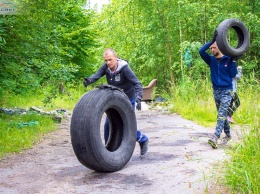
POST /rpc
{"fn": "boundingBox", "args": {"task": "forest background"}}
[0,0,259,193]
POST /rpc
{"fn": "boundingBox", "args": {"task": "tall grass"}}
[224,126,260,193]
[1,84,88,110]
[1,78,260,193]
[169,76,217,127]
[169,76,260,193]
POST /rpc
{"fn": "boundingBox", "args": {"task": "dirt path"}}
[0,107,238,194]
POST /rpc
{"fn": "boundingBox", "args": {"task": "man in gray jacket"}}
[83,48,149,155]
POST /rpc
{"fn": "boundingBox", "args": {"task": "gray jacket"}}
[89,59,143,101]
[232,66,242,92]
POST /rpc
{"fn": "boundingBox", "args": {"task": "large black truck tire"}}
[70,84,137,172]
[216,18,250,57]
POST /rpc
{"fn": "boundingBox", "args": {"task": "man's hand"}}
[83,78,91,87]
[136,99,141,111]
[211,30,218,43]
[232,54,243,62]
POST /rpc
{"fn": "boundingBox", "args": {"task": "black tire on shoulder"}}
[216,18,250,57]
[70,86,137,172]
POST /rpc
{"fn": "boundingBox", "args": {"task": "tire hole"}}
[227,27,239,49]
[103,108,124,152]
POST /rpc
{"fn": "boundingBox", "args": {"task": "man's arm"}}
[124,66,143,100]
[89,63,107,82]
[229,60,238,78]
[83,64,107,87]
[199,42,213,66]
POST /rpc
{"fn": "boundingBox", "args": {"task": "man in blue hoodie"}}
[199,31,238,149]
[83,48,149,155]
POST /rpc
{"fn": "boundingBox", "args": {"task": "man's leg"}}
[104,117,109,144]
[137,130,149,155]
[215,90,232,138]
[209,89,232,148]
[130,98,149,155]
[208,90,220,148]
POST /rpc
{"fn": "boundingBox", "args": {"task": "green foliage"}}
[94,0,259,93]
[2,83,88,110]
[224,126,260,193]
[0,83,90,159]
[170,74,260,127]
[169,76,216,127]
[169,76,260,193]
[0,0,98,104]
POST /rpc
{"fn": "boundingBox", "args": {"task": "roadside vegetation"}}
[171,77,260,193]
[0,112,56,158]
[0,0,259,193]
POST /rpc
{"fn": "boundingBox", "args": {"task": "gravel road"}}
[0,105,239,194]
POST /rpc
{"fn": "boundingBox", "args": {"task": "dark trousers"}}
[227,92,240,117]
[213,89,232,138]
[104,98,148,144]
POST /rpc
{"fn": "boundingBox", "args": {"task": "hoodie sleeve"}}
[199,42,213,66]
[124,66,143,100]
[89,63,107,83]
[229,60,238,78]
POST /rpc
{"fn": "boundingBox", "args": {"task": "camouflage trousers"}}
[213,89,232,138]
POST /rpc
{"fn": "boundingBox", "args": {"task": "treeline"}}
[0,0,98,103]
[97,0,260,92]
[0,0,259,104]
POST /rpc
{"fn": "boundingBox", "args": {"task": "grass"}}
[1,78,260,193]
[0,112,56,158]
[169,76,217,127]
[169,76,260,193]
[1,85,88,110]
[223,127,260,193]
[0,84,90,159]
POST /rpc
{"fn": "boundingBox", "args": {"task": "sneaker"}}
[222,135,232,145]
[208,135,218,149]
[140,140,149,155]
[227,116,235,123]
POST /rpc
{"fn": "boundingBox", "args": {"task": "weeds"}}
[0,84,91,159]
[170,76,260,193]
[1,78,260,193]
[0,113,56,158]
[223,126,260,193]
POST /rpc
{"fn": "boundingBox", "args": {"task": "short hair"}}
[104,48,117,56]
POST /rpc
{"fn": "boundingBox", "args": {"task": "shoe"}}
[140,140,149,155]
[222,135,232,145]
[208,134,218,149]
[227,116,235,123]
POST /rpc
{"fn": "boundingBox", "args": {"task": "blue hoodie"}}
[199,42,237,90]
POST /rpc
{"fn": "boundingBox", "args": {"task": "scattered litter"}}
[0,108,28,115]
[10,121,40,129]
[154,97,166,102]
[0,107,68,123]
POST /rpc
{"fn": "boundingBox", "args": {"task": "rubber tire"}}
[216,18,250,57]
[70,85,137,172]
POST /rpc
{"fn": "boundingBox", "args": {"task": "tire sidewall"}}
[70,88,137,172]
[216,18,250,57]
